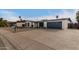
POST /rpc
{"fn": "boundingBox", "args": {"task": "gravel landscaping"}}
[0,28,79,50]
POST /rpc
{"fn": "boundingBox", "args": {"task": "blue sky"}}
[0,9,77,22]
[0,9,74,17]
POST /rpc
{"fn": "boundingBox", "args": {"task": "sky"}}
[0,9,78,22]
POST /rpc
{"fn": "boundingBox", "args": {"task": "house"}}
[15,18,72,30]
[42,18,72,29]
[28,18,71,29]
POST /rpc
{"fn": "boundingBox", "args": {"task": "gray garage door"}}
[47,22,62,29]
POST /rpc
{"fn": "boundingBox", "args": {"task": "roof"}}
[16,20,26,23]
[42,18,72,22]
[10,18,72,23]
[8,21,16,24]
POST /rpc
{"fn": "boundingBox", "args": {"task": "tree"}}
[76,16,79,23]
[19,16,22,21]
[76,11,79,23]
[0,18,3,21]
[0,18,8,27]
[56,15,59,19]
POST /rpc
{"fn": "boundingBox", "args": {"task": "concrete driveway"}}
[0,28,79,50]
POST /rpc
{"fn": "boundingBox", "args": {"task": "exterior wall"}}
[44,22,47,28]
[26,22,38,28]
[62,20,69,29]
[16,22,25,27]
[16,19,69,29]
[25,22,29,27]
[29,22,32,28]
[34,23,38,28]
[32,22,34,28]
[38,23,39,28]
[29,22,34,28]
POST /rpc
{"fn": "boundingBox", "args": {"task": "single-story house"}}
[15,18,72,29]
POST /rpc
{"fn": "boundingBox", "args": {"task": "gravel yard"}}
[0,28,79,50]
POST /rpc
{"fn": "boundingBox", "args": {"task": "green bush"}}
[0,18,8,27]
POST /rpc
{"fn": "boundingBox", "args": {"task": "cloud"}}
[0,9,78,23]
[45,9,78,23]
[0,10,19,22]
[29,9,74,21]
[58,10,76,22]
[59,9,79,23]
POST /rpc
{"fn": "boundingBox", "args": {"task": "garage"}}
[47,22,62,29]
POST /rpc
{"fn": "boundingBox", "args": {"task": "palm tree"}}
[19,16,22,21]
[56,15,59,19]
[0,18,3,21]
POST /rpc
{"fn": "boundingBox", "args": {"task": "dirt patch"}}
[0,37,6,50]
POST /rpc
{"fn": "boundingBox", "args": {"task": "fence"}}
[68,23,79,29]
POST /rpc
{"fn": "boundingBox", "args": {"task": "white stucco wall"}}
[29,22,32,27]
[34,23,38,28]
[16,22,25,27]
[25,22,28,27]
[44,22,47,28]
[33,22,35,28]
[38,23,39,28]
[62,20,70,30]
[26,22,37,28]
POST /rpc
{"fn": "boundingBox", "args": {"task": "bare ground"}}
[0,28,79,50]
